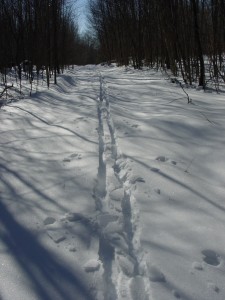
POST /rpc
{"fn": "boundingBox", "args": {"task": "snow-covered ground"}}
[1,65,225,300]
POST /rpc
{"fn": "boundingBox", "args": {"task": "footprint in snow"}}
[97,213,118,227]
[156,156,177,166]
[44,217,66,244]
[154,188,161,195]
[63,158,71,162]
[151,167,160,172]
[130,276,148,300]
[131,124,139,128]
[129,175,145,184]
[147,264,166,282]
[172,289,181,299]
[192,261,204,271]
[65,212,91,225]
[68,246,77,252]
[156,156,168,162]
[103,220,123,237]
[74,117,84,121]
[47,230,66,244]
[63,153,82,162]
[84,259,101,272]
[118,255,135,277]
[43,217,56,225]
[202,249,221,266]
[118,273,130,298]
[207,282,220,293]
[70,153,82,159]
[109,188,124,202]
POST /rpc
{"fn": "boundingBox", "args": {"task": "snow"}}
[1,65,225,300]
[84,260,101,273]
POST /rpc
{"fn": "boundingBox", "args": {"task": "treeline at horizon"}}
[0,0,99,87]
[89,0,225,88]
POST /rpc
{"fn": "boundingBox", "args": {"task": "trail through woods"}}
[1,65,225,300]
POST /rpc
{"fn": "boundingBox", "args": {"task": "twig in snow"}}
[185,158,194,173]
[162,68,192,104]
[0,84,13,98]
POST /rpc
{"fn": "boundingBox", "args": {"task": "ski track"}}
[93,73,152,300]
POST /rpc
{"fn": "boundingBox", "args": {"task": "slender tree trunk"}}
[191,0,205,87]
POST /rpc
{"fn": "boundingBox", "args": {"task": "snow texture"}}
[1,64,225,300]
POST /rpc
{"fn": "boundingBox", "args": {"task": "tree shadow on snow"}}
[126,155,225,214]
[0,200,95,300]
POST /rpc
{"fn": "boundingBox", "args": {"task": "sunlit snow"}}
[1,65,225,300]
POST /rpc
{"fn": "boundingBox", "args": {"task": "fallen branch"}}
[173,78,192,104]
[0,84,13,98]
[162,68,192,104]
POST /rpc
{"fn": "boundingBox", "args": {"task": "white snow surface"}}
[1,65,225,300]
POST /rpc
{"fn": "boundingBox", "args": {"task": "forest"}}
[1,1,225,300]
[89,0,225,88]
[0,0,98,90]
[0,0,225,92]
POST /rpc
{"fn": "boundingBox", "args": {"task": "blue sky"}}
[76,0,88,32]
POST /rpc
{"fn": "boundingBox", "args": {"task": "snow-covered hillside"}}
[1,65,225,300]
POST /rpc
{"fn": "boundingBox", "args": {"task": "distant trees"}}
[1,0,224,91]
[89,0,225,87]
[0,0,99,92]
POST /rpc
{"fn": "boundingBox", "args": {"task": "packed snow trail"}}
[93,74,151,299]
[0,67,151,300]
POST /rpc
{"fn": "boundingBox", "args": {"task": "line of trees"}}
[0,0,99,90]
[89,0,225,87]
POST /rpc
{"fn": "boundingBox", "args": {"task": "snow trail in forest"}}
[93,73,152,300]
